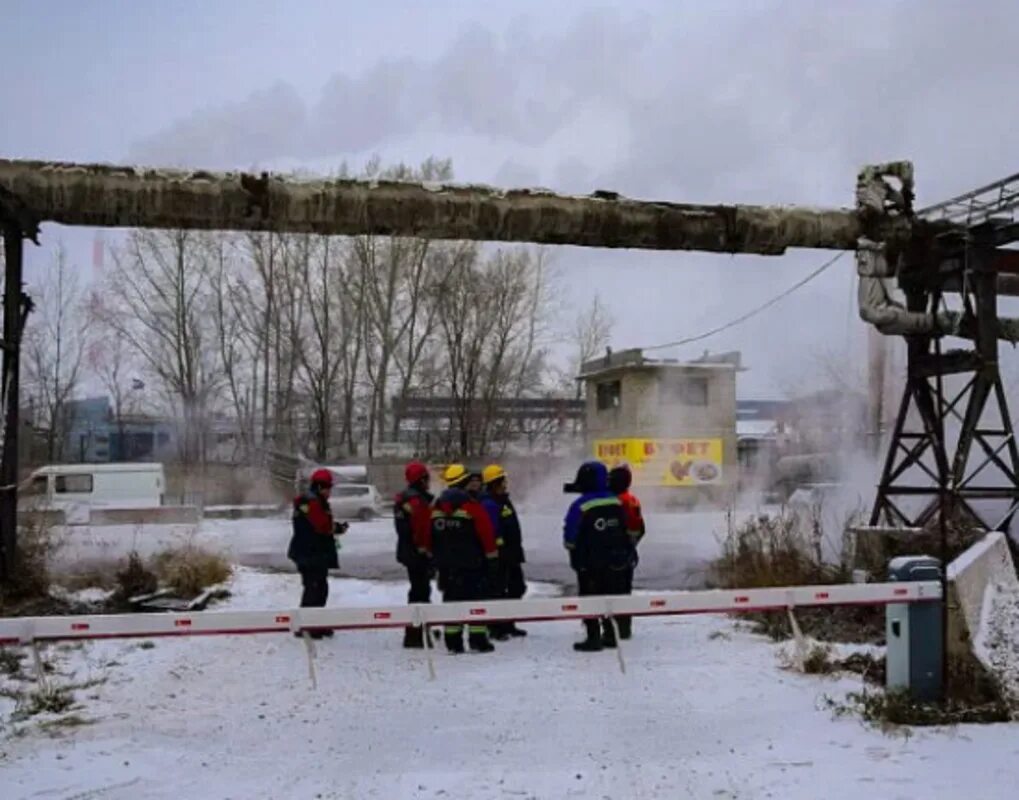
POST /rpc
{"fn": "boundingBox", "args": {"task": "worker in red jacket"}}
[431,464,500,654]
[287,468,348,639]
[394,461,435,649]
[609,463,645,641]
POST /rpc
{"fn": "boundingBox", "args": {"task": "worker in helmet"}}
[608,463,645,640]
[562,461,632,652]
[432,463,500,653]
[481,464,527,640]
[394,461,435,649]
[287,468,348,638]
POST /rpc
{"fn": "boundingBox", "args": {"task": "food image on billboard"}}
[594,438,723,487]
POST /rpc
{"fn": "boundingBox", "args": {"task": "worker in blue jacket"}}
[481,464,527,641]
[562,461,632,652]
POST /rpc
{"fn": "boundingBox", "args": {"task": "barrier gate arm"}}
[0,581,942,647]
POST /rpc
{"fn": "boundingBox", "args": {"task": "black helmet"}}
[563,461,608,494]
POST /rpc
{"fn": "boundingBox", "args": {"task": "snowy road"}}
[2,569,1016,800]
[51,508,755,590]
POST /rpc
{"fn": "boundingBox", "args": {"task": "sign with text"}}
[594,438,724,486]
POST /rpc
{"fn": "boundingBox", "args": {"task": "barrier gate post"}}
[886,555,943,701]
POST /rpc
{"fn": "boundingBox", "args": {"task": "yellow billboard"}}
[594,438,724,487]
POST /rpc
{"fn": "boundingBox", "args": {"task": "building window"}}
[55,474,94,494]
[666,376,709,406]
[596,380,621,411]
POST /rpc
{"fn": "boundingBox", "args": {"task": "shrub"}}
[114,551,158,601]
[151,545,232,597]
[709,509,844,590]
[0,512,60,604]
[709,507,885,643]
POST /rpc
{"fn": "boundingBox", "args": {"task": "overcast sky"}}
[3,0,1019,397]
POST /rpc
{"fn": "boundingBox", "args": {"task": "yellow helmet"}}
[443,463,468,487]
[482,464,506,485]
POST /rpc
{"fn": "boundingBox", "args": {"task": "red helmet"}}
[309,468,334,488]
[405,461,429,485]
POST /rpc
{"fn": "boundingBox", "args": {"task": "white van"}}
[24,463,166,512]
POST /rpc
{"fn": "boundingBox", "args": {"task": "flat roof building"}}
[578,348,739,503]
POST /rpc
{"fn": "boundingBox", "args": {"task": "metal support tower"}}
[870,174,1019,532]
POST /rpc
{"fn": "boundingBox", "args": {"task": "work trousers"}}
[442,569,489,647]
[576,567,629,642]
[490,561,527,636]
[299,565,329,608]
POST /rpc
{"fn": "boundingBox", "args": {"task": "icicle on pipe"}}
[0,158,871,254]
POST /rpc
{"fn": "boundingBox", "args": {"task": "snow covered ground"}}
[2,568,1017,800]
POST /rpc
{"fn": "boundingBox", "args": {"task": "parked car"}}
[328,483,383,521]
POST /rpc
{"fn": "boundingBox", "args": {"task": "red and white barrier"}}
[0,580,941,646]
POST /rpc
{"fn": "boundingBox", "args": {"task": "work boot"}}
[574,620,603,652]
[508,624,528,638]
[617,617,632,641]
[601,619,618,649]
[489,623,511,642]
[468,632,495,653]
[445,635,465,654]
[403,626,425,649]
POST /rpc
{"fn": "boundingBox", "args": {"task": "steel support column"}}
[0,224,26,583]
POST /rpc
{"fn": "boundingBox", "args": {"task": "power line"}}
[642,251,847,353]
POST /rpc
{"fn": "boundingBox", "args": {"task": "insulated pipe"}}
[0,158,869,254]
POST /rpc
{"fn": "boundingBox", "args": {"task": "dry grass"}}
[11,685,77,721]
[708,507,885,643]
[709,509,845,590]
[0,647,25,677]
[151,544,232,597]
[113,552,159,601]
[823,653,1014,727]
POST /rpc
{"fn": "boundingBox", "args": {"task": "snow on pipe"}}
[0,581,942,647]
[0,158,870,254]
[856,162,1019,340]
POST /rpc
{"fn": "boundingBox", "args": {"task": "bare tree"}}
[430,246,553,456]
[84,314,141,460]
[295,236,357,460]
[103,230,220,464]
[350,157,454,455]
[571,293,615,381]
[24,244,89,460]
[210,234,259,455]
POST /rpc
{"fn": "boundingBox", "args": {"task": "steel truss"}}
[871,214,1019,531]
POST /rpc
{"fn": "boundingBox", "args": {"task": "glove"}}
[333,521,349,535]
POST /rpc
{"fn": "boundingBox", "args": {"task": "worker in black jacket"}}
[287,468,348,639]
